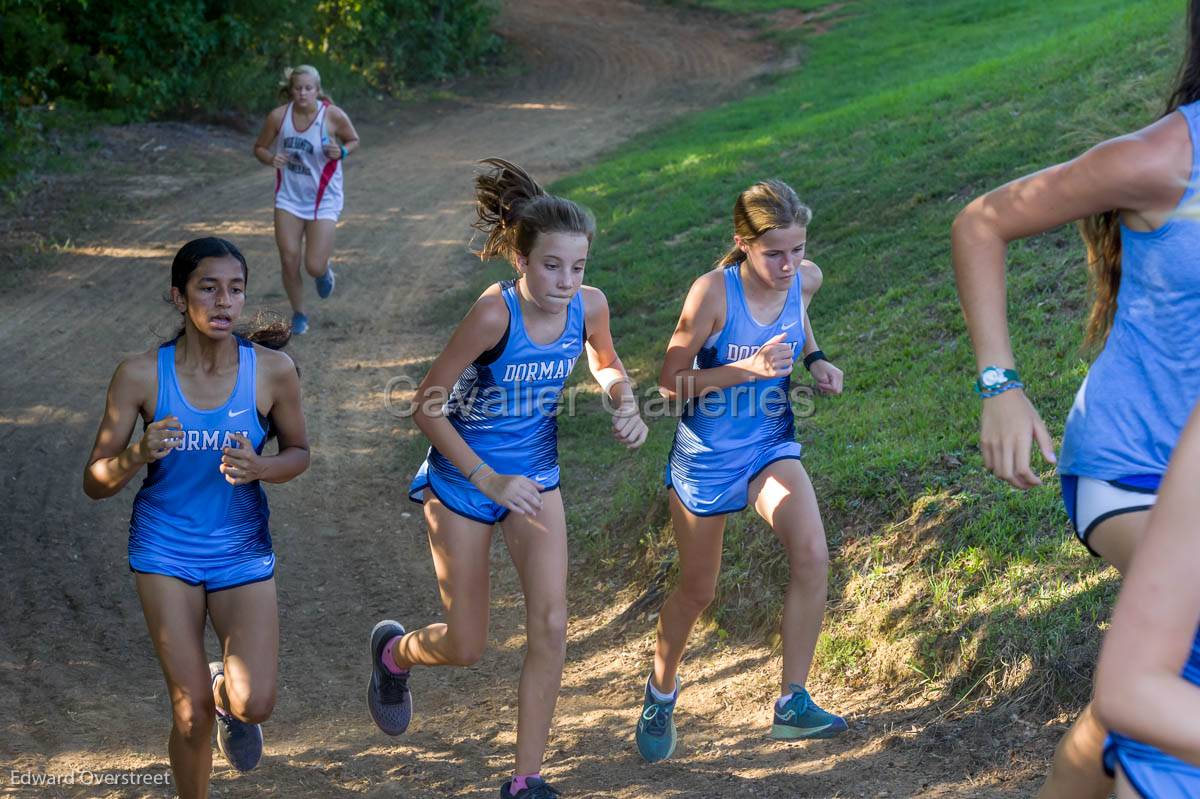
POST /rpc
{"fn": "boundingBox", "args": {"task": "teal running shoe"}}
[315,266,336,299]
[291,311,309,335]
[500,776,561,798]
[770,684,847,739]
[209,661,264,772]
[635,676,680,763]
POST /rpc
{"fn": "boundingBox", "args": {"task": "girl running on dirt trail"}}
[366,158,648,799]
[952,3,1200,794]
[83,237,309,798]
[253,64,360,335]
[633,179,846,764]
[1093,400,1200,798]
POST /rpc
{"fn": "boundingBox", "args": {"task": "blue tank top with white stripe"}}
[129,337,271,563]
[670,264,805,470]
[427,279,586,485]
[1060,100,1200,480]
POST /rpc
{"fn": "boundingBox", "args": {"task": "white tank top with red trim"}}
[274,101,344,221]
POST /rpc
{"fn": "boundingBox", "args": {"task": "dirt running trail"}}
[0,2,1050,797]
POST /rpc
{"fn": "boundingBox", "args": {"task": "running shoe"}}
[315,266,336,299]
[770,684,847,739]
[367,619,412,735]
[291,311,309,335]
[500,777,561,798]
[635,675,680,763]
[209,661,264,772]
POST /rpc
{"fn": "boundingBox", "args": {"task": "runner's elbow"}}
[951,199,1005,250]
[1093,655,1144,733]
[82,470,113,500]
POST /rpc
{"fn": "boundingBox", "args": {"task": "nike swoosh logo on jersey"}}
[781,321,798,330]
[562,340,576,349]
[228,408,251,417]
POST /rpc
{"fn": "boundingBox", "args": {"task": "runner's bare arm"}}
[952,121,1183,375]
[582,286,633,399]
[413,289,545,515]
[1095,405,1200,764]
[327,107,361,157]
[952,123,1185,489]
[799,260,842,395]
[659,270,789,401]
[413,290,506,474]
[253,106,287,167]
[83,351,181,499]
[799,260,823,352]
[221,347,309,486]
[582,286,647,449]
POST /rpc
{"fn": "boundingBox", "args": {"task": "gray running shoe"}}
[367,619,412,735]
[209,661,264,772]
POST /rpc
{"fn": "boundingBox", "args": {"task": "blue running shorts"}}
[1104,733,1200,798]
[408,457,559,525]
[129,551,275,593]
[666,440,802,517]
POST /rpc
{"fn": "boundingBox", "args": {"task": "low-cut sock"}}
[382,635,409,675]
[648,674,678,703]
[510,773,542,794]
[776,684,804,710]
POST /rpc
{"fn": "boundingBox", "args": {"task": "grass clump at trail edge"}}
[550,0,1182,713]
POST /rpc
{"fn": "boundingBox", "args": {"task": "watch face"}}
[981,368,1004,387]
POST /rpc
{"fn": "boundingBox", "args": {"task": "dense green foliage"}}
[0,0,498,182]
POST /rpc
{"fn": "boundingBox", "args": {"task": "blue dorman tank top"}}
[1060,100,1200,479]
[428,279,586,484]
[671,264,805,471]
[129,337,271,562]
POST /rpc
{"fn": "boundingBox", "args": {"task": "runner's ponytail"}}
[718,179,812,267]
[472,158,595,269]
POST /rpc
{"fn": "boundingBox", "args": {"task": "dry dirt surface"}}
[1,2,1058,797]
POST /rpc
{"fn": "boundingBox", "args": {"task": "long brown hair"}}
[1080,0,1200,350]
[717,179,811,267]
[471,158,595,268]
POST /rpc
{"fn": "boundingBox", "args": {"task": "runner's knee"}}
[526,602,568,653]
[172,693,216,745]
[787,537,829,581]
[278,248,302,271]
[675,575,718,614]
[224,677,276,724]
[303,254,328,277]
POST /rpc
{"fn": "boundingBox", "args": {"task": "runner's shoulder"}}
[252,343,298,381]
[799,259,822,293]
[110,347,159,402]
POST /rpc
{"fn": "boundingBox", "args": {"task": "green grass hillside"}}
[550,0,1185,711]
